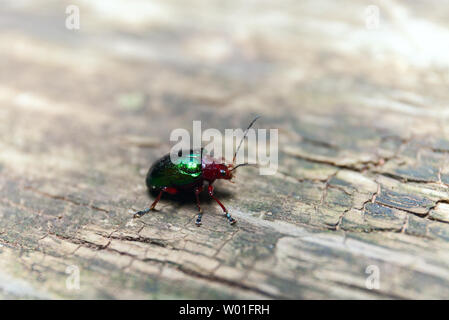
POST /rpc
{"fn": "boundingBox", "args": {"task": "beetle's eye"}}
[220,169,226,176]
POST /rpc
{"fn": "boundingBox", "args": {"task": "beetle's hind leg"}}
[133,190,164,218]
[194,186,203,226]
[133,207,151,218]
[134,187,179,218]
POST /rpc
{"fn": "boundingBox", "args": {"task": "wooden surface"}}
[2,0,449,299]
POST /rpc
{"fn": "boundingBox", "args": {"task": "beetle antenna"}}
[231,163,258,171]
[232,116,261,165]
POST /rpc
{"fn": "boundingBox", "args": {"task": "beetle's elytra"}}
[134,117,260,226]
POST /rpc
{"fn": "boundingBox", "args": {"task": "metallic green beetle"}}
[134,117,260,226]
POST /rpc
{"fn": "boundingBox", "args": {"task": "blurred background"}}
[2,0,449,299]
[2,0,449,176]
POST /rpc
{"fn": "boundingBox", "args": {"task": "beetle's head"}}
[216,163,233,180]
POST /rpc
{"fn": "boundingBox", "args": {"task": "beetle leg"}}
[208,185,236,225]
[133,189,165,218]
[194,186,203,226]
[133,207,151,218]
[149,190,164,210]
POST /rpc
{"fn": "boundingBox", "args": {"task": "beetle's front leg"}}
[208,185,236,225]
[194,186,203,226]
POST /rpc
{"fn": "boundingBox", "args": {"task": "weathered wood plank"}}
[2,0,449,299]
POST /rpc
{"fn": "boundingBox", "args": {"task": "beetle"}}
[133,116,260,226]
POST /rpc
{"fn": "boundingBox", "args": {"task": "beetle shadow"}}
[147,187,233,207]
